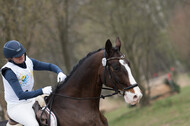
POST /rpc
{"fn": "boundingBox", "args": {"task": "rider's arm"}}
[30,58,62,74]
[2,68,43,100]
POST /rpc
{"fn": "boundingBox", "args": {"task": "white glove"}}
[42,86,52,95]
[57,72,67,82]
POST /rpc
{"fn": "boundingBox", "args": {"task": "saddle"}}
[7,95,55,126]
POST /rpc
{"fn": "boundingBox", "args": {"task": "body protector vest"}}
[1,56,34,104]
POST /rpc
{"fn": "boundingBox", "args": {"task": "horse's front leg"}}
[99,112,109,126]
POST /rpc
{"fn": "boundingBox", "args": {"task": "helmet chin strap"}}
[10,59,25,65]
[9,53,26,68]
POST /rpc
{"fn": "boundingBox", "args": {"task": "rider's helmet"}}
[3,40,26,58]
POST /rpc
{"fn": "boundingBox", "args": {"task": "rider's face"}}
[12,54,25,64]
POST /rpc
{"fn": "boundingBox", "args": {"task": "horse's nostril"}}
[133,95,138,100]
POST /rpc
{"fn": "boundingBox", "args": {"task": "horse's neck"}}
[60,51,103,98]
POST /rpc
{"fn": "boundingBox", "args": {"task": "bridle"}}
[102,51,138,96]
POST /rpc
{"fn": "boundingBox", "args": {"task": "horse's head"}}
[100,37,142,105]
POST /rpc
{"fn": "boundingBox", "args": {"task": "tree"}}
[49,0,71,73]
[168,3,190,70]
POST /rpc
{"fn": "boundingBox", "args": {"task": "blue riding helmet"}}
[3,40,26,58]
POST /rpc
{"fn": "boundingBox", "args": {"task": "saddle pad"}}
[42,107,57,126]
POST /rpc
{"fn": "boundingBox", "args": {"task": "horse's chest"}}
[58,111,108,126]
[75,112,104,124]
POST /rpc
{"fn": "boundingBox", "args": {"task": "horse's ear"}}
[115,37,121,51]
[105,39,113,57]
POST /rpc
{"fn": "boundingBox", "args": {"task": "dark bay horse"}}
[0,37,142,126]
[46,37,142,126]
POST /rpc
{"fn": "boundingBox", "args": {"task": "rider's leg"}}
[7,99,39,126]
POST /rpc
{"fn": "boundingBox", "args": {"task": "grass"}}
[105,85,190,126]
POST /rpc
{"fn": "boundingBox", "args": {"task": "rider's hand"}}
[57,72,67,82]
[42,86,52,95]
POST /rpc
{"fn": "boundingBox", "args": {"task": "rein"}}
[52,90,118,100]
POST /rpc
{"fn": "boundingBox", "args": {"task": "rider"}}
[0,40,67,126]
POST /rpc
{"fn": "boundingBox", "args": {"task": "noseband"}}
[102,52,138,96]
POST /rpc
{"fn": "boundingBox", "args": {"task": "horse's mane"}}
[55,48,104,90]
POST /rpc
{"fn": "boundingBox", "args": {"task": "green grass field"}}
[105,85,190,126]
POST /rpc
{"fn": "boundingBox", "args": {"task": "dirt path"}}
[100,73,190,112]
[149,73,190,98]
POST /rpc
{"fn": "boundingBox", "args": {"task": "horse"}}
[0,37,142,126]
[46,37,142,126]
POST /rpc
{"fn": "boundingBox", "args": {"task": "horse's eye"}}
[112,65,120,71]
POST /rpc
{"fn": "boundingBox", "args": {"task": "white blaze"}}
[119,59,143,105]
[119,60,137,85]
